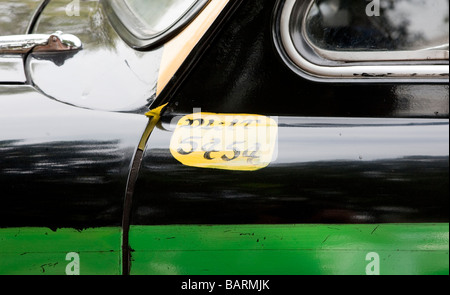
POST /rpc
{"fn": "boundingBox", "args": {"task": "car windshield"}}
[123,0,197,36]
[107,0,201,42]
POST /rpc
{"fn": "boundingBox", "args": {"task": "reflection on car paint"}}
[29,0,163,113]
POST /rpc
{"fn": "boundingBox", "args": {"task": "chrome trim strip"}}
[279,0,449,81]
[0,35,49,54]
[306,48,449,62]
[0,31,82,55]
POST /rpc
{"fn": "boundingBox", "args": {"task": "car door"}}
[0,0,151,275]
[0,0,448,276]
[0,85,147,275]
[125,0,449,275]
[0,0,240,275]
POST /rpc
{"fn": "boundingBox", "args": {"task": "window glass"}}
[304,0,449,52]
[276,0,449,82]
[123,0,197,36]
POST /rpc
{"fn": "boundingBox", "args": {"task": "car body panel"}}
[126,113,449,275]
[161,0,449,119]
[0,0,243,276]
[155,0,231,96]
[0,85,148,229]
[29,0,163,113]
[125,0,449,275]
[131,115,449,225]
[28,0,232,113]
[0,0,448,276]
[0,85,148,274]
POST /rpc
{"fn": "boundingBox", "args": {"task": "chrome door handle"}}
[0,31,82,55]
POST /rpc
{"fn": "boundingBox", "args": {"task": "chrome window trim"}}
[102,0,209,50]
[275,0,449,83]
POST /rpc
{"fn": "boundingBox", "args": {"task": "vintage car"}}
[0,0,448,276]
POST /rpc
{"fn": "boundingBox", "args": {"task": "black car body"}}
[0,0,448,275]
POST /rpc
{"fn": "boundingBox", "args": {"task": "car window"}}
[105,0,208,49]
[121,0,198,38]
[303,0,449,60]
[275,0,449,82]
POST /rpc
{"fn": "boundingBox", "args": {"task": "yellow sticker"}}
[170,113,278,171]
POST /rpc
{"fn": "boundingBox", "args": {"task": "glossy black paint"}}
[0,85,148,229]
[130,116,449,225]
[0,0,448,231]
[131,0,449,226]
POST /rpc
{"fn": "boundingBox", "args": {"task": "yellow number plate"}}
[170,113,278,171]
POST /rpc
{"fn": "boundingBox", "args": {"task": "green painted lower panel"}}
[0,227,122,275]
[1,224,448,275]
[129,224,449,275]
